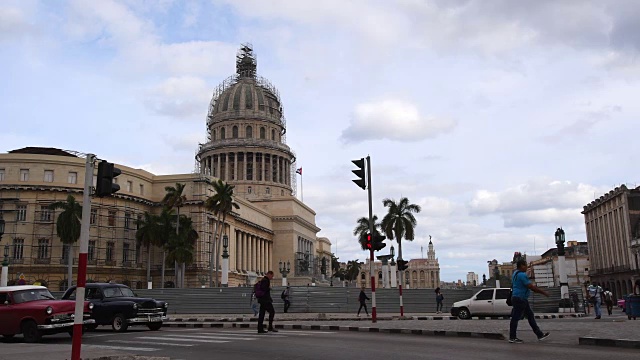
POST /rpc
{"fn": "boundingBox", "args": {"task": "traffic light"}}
[366,233,372,249]
[351,158,366,190]
[397,259,408,271]
[95,160,121,197]
[372,234,386,252]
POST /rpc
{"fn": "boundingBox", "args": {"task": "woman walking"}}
[435,287,444,314]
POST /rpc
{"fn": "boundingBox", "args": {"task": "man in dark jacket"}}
[257,271,277,333]
[357,286,370,317]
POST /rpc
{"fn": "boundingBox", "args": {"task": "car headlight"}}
[46,306,53,315]
[164,303,168,308]
[133,303,138,310]
[88,303,94,310]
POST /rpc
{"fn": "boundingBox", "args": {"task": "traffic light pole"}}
[366,156,377,323]
[71,154,95,360]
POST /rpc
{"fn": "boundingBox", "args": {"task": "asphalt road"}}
[2,326,639,360]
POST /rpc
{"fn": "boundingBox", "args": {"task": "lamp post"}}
[0,218,8,287]
[389,245,397,288]
[221,234,229,287]
[555,227,569,310]
[279,260,291,287]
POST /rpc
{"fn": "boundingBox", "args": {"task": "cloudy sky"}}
[2,0,639,282]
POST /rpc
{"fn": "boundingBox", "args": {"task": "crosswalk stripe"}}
[199,331,288,338]
[107,340,194,347]
[137,336,230,344]
[233,329,334,335]
[84,344,158,352]
[156,334,257,341]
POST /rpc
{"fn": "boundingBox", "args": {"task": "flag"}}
[296,167,302,175]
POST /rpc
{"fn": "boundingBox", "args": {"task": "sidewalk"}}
[163,312,640,349]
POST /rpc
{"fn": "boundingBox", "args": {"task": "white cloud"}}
[144,76,211,118]
[340,100,456,143]
[0,4,34,41]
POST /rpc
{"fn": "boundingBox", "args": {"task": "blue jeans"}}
[594,299,602,317]
[510,296,544,339]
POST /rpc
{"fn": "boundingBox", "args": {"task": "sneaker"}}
[357,314,361,317]
[509,338,524,343]
[538,332,550,341]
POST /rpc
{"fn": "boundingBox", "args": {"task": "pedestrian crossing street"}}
[83,329,335,352]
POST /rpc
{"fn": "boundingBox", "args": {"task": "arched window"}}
[265,187,270,194]
[271,129,276,141]
[221,127,226,140]
[212,130,216,140]
[247,186,252,194]
[260,127,266,139]
[232,125,238,138]
[245,126,253,138]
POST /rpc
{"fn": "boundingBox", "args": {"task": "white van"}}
[450,288,512,319]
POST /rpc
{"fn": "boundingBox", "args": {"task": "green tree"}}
[136,211,160,286]
[345,260,362,286]
[353,215,381,251]
[162,183,187,288]
[165,215,199,286]
[205,179,239,287]
[48,195,82,289]
[381,197,421,290]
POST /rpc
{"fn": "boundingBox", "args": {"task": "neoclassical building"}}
[0,45,331,289]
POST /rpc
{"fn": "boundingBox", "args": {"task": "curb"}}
[161,322,506,340]
[167,313,584,322]
[579,336,640,349]
[83,357,170,360]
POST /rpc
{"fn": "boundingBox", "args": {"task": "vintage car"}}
[0,285,94,342]
[62,283,168,332]
[450,288,512,319]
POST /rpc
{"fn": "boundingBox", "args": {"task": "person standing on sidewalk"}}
[603,288,614,316]
[281,286,291,313]
[357,287,369,317]
[257,271,278,333]
[435,287,444,314]
[509,259,550,344]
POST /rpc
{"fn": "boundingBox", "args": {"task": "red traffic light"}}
[366,234,372,249]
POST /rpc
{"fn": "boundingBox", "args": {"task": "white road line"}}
[107,340,194,347]
[233,329,334,335]
[137,336,230,344]
[157,334,258,341]
[83,344,159,352]
[203,331,288,338]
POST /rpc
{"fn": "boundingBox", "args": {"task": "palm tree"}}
[353,215,381,251]
[345,260,361,286]
[48,195,82,289]
[155,207,176,286]
[381,197,421,301]
[205,179,239,287]
[162,183,187,287]
[136,211,160,287]
[165,215,199,286]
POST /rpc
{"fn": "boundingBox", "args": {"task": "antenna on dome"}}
[236,43,256,78]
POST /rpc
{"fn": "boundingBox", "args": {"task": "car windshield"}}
[13,289,56,303]
[102,287,136,298]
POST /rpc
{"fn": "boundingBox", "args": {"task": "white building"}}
[466,272,479,286]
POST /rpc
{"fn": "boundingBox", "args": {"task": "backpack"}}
[281,290,286,300]
[254,281,266,298]
[605,291,613,302]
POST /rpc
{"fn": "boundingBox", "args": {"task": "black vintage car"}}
[62,283,168,332]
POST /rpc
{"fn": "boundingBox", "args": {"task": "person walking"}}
[603,288,614,316]
[509,259,550,344]
[587,283,604,319]
[281,286,291,313]
[435,287,444,314]
[256,271,278,333]
[357,287,369,317]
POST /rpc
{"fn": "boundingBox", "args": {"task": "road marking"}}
[157,334,257,341]
[200,331,288,338]
[107,340,194,347]
[137,336,230,344]
[84,344,158,352]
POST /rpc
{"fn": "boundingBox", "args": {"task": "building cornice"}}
[273,215,321,233]
[582,185,632,213]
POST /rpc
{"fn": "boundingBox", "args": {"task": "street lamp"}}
[389,245,397,288]
[1,218,8,287]
[279,260,291,287]
[555,227,569,310]
[221,234,229,287]
[555,227,566,256]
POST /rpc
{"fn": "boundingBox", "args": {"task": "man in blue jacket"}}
[509,259,550,343]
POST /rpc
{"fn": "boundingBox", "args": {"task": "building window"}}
[16,204,27,221]
[260,127,266,139]
[123,243,130,263]
[0,168,4,181]
[124,212,131,229]
[106,242,115,262]
[90,208,97,225]
[88,240,95,261]
[139,184,144,195]
[20,169,29,181]
[136,213,142,229]
[68,172,77,184]
[108,210,116,226]
[44,170,54,183]
[265,187,270,194]
[246,125,253,138]
[232,125,238,138]
[248,186,252,194]
[13,238,24,260]
[221,127,226,139]
[39,205,52,222]
[37,239,50,259]
[271,129,276,141]
[126,181,132,192]
[281,190,284,196]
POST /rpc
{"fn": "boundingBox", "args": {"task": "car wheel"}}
[457,307,471,320]
[147,323,162,331]
[2,334,15,338]
[112,314,129,332]
[21,320,42,343]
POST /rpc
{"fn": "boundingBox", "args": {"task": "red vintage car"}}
[0,285,95,342]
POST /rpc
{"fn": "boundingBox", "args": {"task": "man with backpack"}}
[281,286,291,313]
[587,283,604,319]
[255,271,278,333]
[603,288,614,316]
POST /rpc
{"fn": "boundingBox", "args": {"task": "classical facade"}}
[0,45,332,289]
[582,185,640,298]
